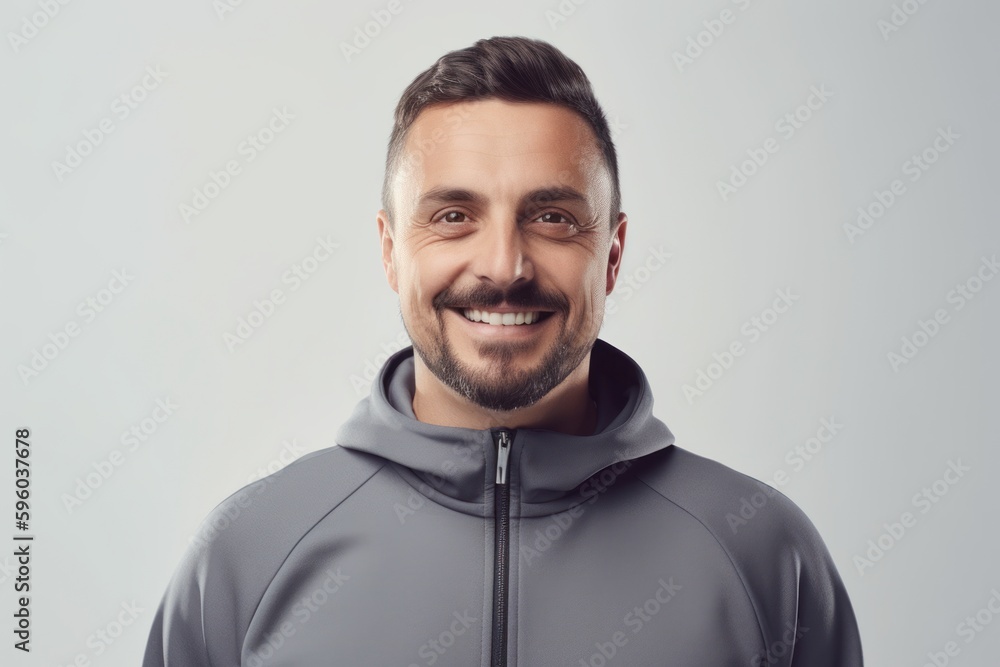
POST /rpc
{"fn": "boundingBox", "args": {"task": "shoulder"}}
[191,444,385,564]
[146,446,387,665]
[636,444,841,614]
[638,444,823,548]
[180,445,385,624]
[637,445,863,664]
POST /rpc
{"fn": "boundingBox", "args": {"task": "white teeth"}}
[462,309,548,326]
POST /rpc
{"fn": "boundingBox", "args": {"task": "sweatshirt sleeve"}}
[141,484,264,667]
[785,520,864,667]
[636,447,865,665]
[141,448,378,666]
[141,539,215,667]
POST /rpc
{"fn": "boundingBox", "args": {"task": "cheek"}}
[400,252,457,312]
[580,289,603,320]
[565,264,608,310]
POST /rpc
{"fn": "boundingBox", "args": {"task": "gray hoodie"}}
[142,338,863,666]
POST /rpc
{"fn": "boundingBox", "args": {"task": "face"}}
[378,98,626,412]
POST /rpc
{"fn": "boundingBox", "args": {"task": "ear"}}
[605,212,627,295]
[377,210,399,294]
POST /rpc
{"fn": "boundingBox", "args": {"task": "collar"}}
[335,338,674,516]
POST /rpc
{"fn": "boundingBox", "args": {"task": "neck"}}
[411,352,597,436]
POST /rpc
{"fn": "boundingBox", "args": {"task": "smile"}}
[459,308,555,326]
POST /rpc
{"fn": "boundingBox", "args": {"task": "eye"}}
[434,210,469,223]
[535,211,572,225]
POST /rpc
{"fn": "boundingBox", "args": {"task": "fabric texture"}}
[142,337,864,666]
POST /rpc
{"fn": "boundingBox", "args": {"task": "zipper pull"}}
[495,430,511,485]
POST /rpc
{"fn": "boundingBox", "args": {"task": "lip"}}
[455,305,555,314]
[447,307,556,337]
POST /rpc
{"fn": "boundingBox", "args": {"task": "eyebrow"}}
[416,185,589,210]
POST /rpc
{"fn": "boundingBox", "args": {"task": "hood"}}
[335,338,675,516]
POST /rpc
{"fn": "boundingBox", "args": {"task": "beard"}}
[402,282,597,412]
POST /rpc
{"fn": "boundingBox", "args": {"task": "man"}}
[143,36,863,666]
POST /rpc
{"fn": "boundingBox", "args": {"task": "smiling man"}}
[382,96,620,436]
[143,36,863,666]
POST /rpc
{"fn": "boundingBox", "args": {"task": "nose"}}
[472,216,534,288]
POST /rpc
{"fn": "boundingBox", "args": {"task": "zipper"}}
[491,429,512,667]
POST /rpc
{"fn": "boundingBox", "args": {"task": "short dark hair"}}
[381,36,621,230]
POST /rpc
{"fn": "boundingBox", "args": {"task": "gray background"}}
[1,0,998,664]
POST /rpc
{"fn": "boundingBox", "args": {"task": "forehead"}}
[396,99,607,204]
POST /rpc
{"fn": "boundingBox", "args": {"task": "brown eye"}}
[436,211,468,223]
[536,212,570,224]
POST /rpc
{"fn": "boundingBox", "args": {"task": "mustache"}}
[434,282,567,312]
